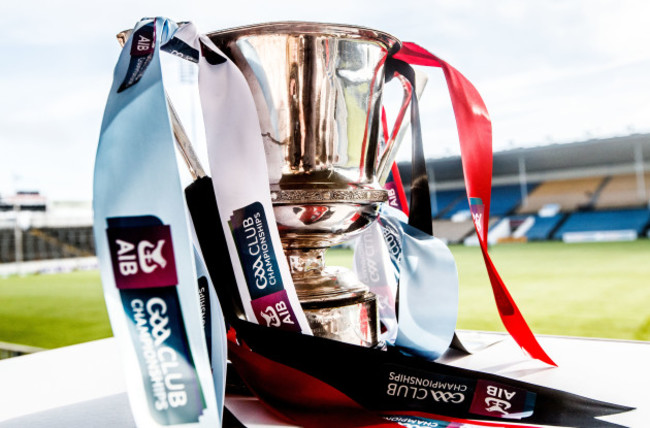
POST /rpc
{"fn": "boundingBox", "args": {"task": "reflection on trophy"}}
[208,22,411,347]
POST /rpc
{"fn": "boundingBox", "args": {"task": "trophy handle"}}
[377,71,413,184]
[116,29,132,47]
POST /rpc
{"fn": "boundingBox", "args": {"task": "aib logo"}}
[134,34,153,53]
[484,385,515,415]
[260,306,280,327]
[250,290,302,332]
[259,301,294,328]
[115,238,167,276]
[107,223,178,290]
[469,197,485,237]
[130,23,155,57]
[470,380,535,420]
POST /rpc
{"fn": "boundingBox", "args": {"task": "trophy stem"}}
[284,247,379,347]
[287,248,327,279]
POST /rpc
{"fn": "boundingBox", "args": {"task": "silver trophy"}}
[207,22,411,347]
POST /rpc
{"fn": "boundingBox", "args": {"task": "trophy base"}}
[301,288,379,348]
[287,248,380,347]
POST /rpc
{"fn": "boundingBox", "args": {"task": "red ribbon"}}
[393,42,556,366]
[228,339,399,428]
[382,107,411,217]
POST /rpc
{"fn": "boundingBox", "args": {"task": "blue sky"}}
[1,0,649,201]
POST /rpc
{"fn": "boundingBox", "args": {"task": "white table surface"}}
[0,332,647,427]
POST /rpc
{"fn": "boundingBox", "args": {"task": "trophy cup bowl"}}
[207,22,409,347]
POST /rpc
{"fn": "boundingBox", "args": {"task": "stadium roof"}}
[398,133,650,187]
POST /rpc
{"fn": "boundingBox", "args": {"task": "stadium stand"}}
[0,197,94,265]
[397,133,650,243]
[524,214,565,241]
[491,183,538,216]
[517,176,604,214]
[439,193,468,219]
[553,209,650,240]
[436,183,536,220]
[430,189,466,218]
[0,229,15,263]
[594,173,650,209]
[0,226,95,263]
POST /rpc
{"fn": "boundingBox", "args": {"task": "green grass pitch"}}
[331,240,650,341]
[0,240,648,349]
[0,270,111,349]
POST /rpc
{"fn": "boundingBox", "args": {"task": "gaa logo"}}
[251,256,268,289]
[430,390,465,404]
[386,383,465,403]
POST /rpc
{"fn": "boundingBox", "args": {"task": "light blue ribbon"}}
[94,17,223,427]
[379,207,459,360]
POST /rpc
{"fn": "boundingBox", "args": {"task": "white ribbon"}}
[192,32,312,335]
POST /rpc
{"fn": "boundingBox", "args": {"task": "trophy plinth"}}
[286,247,378,347]
[208,22,409,347]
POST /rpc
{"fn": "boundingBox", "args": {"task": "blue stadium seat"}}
[438,183,537,219]
[430,189,466,218]
[553,209,650,239]
[525,214,564,241]
[490,184,538,216]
